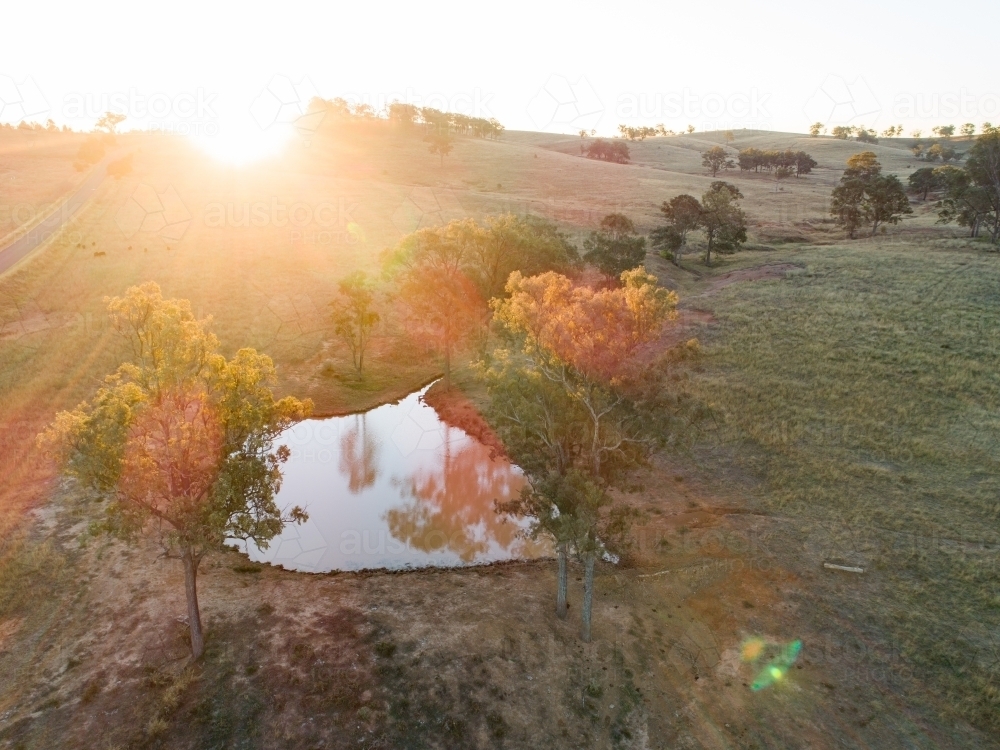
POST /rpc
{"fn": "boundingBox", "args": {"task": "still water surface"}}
[232,384,548,571]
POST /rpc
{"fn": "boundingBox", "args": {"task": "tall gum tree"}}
[486,266,678,641]
[40,283,310,659]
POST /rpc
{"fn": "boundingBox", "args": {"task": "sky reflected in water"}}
[231,384,549,571]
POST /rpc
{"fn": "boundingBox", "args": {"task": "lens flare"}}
[751,640,802,691]
[190,117,292,166]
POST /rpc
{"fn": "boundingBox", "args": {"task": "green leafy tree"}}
[934,165,995,238]
[932,125,956,139]
[651,194,702,265]
[39,283,310,659]
[961,123,976,137]
[699,182,747,265]
[830,152,911,237]
[831,179,867,238]
[809,122,825,136]
[908,167,943,201]
[330,271,380,375]
[795,151,818,176]
[962,130,1000,242]
[831,152,880,238]
[583,214,647,280]
[856,128,879,144]
[865,175,912,235]
[701,146,734,177]
[468,213,579,301]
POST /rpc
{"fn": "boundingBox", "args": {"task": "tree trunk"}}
[556,543,568,619]
[182,551,205,660]
[581,552,596,643]
[443,342,451,390]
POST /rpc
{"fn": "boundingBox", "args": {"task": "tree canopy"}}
[483,267,678,639]
[330,270,380,375]
[584,139,630,164]
[650,194,702,265]
[699,182,747,265]
[582,214,647,280]
[830,152,912,237]
[701,146,734,177]
[384,214,580,386]
[737,148,816,176]
[39,283,311,658]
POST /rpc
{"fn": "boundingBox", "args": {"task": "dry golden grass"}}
[0,130,90,244]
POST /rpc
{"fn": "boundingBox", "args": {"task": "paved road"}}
[0,156,113,276]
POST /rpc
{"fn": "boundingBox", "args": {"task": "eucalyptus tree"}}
[40,283,310,659]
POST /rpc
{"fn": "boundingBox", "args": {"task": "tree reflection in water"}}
[339,413,380,493]
[386,425,542,562]
[234,384,549,571]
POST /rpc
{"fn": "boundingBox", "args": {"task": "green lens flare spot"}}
[751,640,802,691]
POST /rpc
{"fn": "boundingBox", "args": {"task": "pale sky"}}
[2,0,998,143]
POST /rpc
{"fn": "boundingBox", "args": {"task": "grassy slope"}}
[688,242,1000,730]
[1,124,998,748]
[0,130,91,244]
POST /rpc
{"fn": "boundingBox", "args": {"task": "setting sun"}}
[189,117,292,165]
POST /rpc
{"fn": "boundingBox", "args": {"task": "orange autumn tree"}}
[383,219,484,389]
[485,266,679,641]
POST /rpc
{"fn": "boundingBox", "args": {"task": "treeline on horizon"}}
[307,97,506,140]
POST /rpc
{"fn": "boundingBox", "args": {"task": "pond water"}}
[230,384,549,572]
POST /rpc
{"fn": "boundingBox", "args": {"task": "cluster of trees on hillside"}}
[830,152,912,238]
[309,97,505,140]
[910,141,960,162]
[906,132,1000,241]
[615,123,693,140]
[308,97,505,167]
[830,125,880,143]
[651,182,748,265]
[381,214,580,386]
[810,122,998,140]
[919,131,1000,242]
[583,139,631,163]
[0,119,73,132]
[735,148,816,176]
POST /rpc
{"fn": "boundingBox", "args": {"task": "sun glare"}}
[190,118,292,165]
